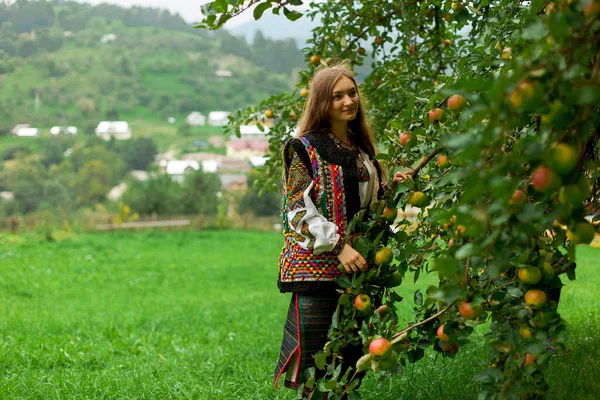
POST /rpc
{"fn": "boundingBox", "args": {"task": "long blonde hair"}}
[298,60,378,157]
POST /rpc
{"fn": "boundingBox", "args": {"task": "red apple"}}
[524,352,537,366]
[458,301,483,320]
[531,166,560,193]
[524,289,547,310]
[509,189,526,206]
[437,325,450,342]
[369,338,391,359]
[354,294,372,313]
[447,94,466,111]
[437,154,450,168]
[399,131,412,147]
[428,108,445,123]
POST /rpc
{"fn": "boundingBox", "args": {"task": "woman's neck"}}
[331,121,349,142]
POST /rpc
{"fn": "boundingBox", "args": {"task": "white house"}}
[249,156,269,167]
[186,111,206,126]
[13,126,39,137]
[159,160,219,183]
[50,126,77,135]
[0,191,14,201]
[95,121,132,141]
[100,33,117,44]
[226,124,270,159]
[208,111,230,126]
[107,183,127,201]
[239,124,270,137]
[215,69,232,78]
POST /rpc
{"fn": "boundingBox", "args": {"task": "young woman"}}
[274,61,408,397]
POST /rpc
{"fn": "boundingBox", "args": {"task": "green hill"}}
[0,0,303,133]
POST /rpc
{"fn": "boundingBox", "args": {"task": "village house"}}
[50,126,77,135]
[215,69,232,78]
[208,111,230,126]
[11,124,39,137]
[159,159,219,183]
[226,124,270,160]
[95,121,132,141]
[100,33,117,44]
[186,111,206,126]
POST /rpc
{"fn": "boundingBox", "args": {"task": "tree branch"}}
[391,301,454,344]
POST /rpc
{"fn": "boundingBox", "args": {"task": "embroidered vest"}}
[278,133,382,293]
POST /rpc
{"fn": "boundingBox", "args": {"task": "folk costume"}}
[274,131,384,391]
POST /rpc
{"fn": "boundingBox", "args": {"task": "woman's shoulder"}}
[283,137,312,172]
[283,137,308,158]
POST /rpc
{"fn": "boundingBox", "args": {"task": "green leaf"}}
[331,305,340,329]
[314,352,326,370]
[521,20,547,41]
[375,153,391,161]
[338,294,350,305]
[212,0,227,13]
[353,237,374,259]
[414,289,423,306]
[253,2,271,20]
[283,7,303,21]
[348,390,362,400]
[441,134,476,149]
[432,256,459,279]
[455,243,476,259]
[474,368,505,384]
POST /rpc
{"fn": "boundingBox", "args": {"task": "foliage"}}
[180,168,222,215]
[200,0,600,398]
[0,0,304,127]
[121,173,183,216]
[238,167,281,217]
[115,137,158,171]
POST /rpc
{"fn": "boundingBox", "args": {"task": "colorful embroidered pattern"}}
[279,137,349,286]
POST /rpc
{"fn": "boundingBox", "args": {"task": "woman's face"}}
[328,76,359,124]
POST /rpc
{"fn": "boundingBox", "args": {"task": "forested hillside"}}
[0,0,304,133]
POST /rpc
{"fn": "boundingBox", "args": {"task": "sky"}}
[72,0,268,27]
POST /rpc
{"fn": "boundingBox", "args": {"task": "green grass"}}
[0,231,599,399]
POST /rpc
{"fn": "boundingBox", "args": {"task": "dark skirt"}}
[274,292,365,391]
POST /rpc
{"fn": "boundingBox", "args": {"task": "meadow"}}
[0,230,599,399]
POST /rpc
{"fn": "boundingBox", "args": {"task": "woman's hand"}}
[390,170,414,190]
[337,244,368,273]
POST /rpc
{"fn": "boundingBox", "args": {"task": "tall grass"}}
[0,230,598,399]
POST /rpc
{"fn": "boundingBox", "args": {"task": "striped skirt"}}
[274,292,365,391]
[274,292,337,390]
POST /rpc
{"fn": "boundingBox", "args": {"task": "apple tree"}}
[199,0,600,398]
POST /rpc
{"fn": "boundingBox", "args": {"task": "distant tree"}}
[70,144,122,174]
[37,29,63,53]
[105,108,119,120]
[238,168,279,217]
[57,9,87,32]
[2,144,32,161]
[122,173,183,215]
[8,162,44,213]
[76,97,96,115]
[120,137,158,171]
[42,176,74,210]
[74,159,115,205]
[41,138,72,167]
[177,123,192,137]
[180,168,221,215]
[17,39,37,58]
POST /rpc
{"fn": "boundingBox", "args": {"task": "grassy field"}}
[0,230,599,399]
